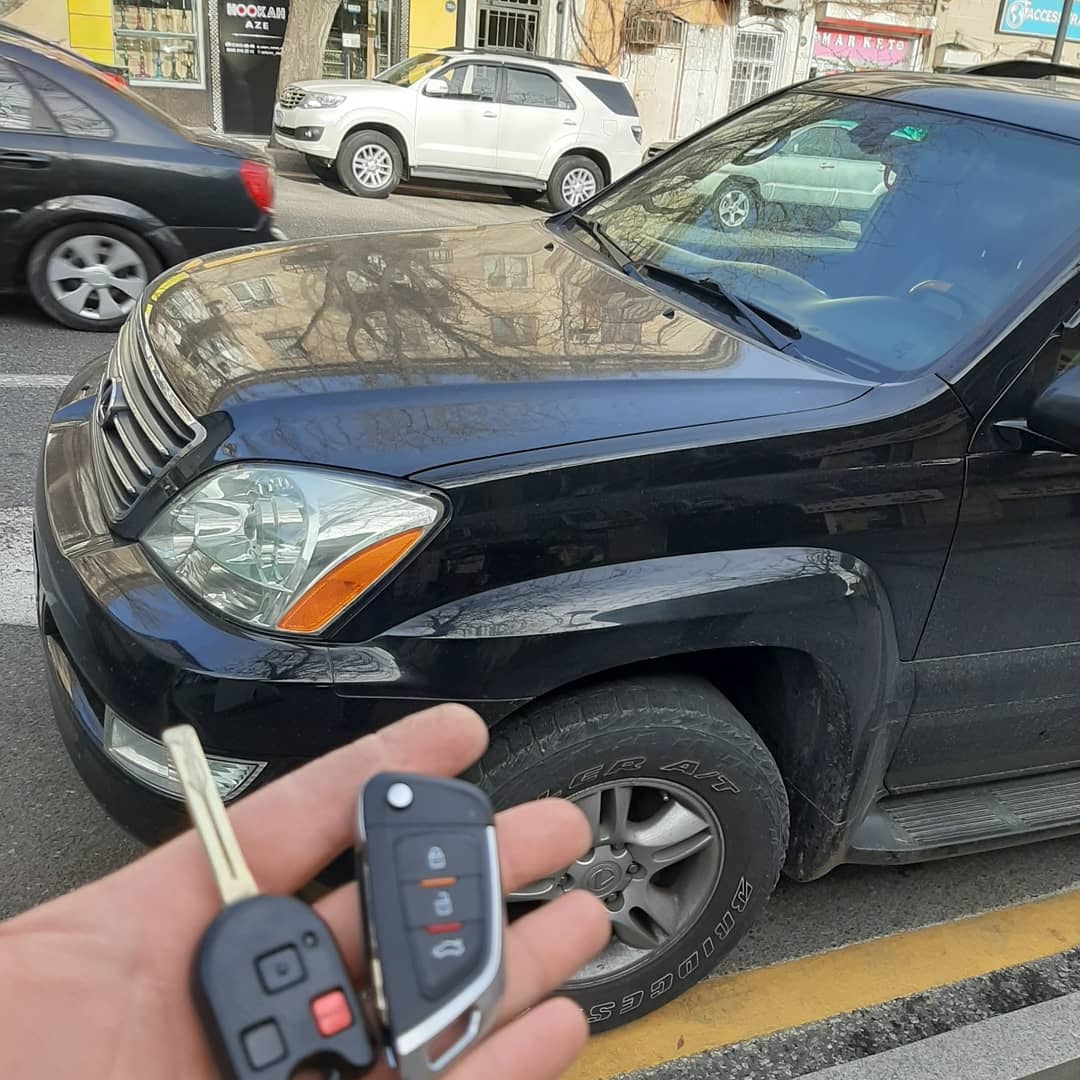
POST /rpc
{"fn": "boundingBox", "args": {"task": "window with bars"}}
[477,0,539,52]
[729,29,782,111]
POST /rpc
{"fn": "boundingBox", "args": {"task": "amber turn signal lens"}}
[276,528,424,634]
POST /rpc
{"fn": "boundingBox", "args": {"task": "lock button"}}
[403,875,484,929]
[395,833,480,882]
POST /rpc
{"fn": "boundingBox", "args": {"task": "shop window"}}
[478,0,539,53]
[483,254,532,289]
[228,278,278,310]
[113,0,204,87]
[729,28,782,111]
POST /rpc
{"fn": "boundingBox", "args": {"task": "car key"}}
[356,773,504,1080]
[163,724,375,1080]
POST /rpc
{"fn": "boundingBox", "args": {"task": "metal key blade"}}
[164,724,258,905]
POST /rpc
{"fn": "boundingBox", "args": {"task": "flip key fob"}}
[356,774,504,1080]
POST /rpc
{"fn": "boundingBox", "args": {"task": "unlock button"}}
[404,875,483,929]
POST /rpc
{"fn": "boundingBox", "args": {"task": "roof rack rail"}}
[962,59,1080,80]
[444,46,608,73]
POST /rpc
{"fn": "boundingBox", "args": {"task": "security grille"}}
[729,29,782,111]
[477,0,539,52]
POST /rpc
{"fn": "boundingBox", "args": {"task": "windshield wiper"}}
[565,212,643,280]
[636,262,799,354]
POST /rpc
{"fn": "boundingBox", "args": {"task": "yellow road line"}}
[568,886,1080,1079]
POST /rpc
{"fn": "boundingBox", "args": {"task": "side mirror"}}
[424,79,449,97]
[1009,364,1080,452]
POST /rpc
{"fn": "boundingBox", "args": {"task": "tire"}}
[304,153,337,182]
[337,130,403,198]
[471,675,788,1034]
[504,186,544,206]
[26,222,160,332]
[712,181,759,231]
[547,155,605,211]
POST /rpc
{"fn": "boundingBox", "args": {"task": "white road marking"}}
[0,508,37,627]
[0,374,71,389]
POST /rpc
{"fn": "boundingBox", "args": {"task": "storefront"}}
[809,20,928,75]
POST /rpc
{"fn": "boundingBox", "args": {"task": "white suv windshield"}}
[583,92,1080,381]
[376,52,451,87]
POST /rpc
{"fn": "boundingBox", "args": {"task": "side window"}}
[503,68,574,110]
[834,126,878,161]
[0,59,40,131]
[788,125,836,157]
[18,65,112,138]
[439,63,499,101]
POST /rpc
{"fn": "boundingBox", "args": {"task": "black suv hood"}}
[142,222,868,477]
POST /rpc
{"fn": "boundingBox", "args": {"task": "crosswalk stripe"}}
[0,507,37,627]
[0,374,71,389]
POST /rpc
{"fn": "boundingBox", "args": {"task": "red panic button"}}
[310,989,352,1037]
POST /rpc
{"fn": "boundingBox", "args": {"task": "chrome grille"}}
[91,317,203,522]
[279,86,306,108]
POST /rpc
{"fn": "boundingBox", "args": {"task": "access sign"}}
[998,0,1080,42]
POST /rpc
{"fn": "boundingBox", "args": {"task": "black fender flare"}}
[7,196,187,281]
[359,546,912,879]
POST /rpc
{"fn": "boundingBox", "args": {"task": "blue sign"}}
[998,0,1080,41]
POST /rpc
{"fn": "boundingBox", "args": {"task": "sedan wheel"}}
[27,223,160,332]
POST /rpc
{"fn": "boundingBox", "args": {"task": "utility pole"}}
[1052,0,1074,62]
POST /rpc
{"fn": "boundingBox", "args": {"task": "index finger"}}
[122,703,489,910]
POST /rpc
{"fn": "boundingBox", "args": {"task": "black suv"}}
[35,63,1080,1031]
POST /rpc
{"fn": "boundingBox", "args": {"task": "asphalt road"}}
[2,169,1080,1062]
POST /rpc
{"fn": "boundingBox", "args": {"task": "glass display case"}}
[113,0,204,87]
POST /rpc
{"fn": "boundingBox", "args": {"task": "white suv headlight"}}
[299,91,346,109]
[141,464,444,634]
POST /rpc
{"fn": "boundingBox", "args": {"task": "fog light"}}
[104,708,265,802]
[296,126,324,141]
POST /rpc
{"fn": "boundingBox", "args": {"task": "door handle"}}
[819,162,835,169]
[482,110,497,118]
[0,150,49,168]
[563,118,577,126]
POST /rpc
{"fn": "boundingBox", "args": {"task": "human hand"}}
[0,705,609,1079]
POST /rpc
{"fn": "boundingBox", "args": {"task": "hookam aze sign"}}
[998,0,1080,41]
[225,3,288,18]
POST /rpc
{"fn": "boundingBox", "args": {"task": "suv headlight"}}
[299,91,346,109]
[141,464,444,634]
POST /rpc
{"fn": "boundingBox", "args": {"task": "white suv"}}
[274,49,643,209]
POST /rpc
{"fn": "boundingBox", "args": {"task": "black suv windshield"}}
[583,92,1080,381]
[375,52,451,86]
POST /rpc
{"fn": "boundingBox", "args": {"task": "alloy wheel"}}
[715,187,752,228]
[561,167,598,207]
[508,779,723,983]
[45,235,148,322]
[351,144,395,190]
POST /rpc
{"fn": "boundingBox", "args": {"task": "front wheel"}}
[473,675,789,1033]
[337,130,402,198]
[712,182,758,231]
[547,155,604,211]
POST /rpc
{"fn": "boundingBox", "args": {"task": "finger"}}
[315,798,596,978]
[493,891,609,1026]
[120,704,488,907]
[446,997,588,1080]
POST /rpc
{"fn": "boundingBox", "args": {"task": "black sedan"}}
[0,27,278,331]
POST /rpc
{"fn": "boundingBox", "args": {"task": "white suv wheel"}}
[561,167,598,206]
[352,144,395,190]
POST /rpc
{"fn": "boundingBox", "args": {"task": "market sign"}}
[998,0,1080,41]
[812,27,916,71]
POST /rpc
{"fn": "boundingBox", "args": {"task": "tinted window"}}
[789,125,836,156]
[503,67,573,109]
[438,63,499,100]
[585,93,1080,381]
[19,65,112,137]
[577,76,638,116]
[0,59,35,130]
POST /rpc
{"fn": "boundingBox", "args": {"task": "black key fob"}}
[356,774,504,1080]
[194,895,375,1080]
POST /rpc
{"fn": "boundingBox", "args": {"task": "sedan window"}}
[0,59,42,131]
[582,93,1080,382]
[19,64,112,138]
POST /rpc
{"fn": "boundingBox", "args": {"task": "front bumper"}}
[274,107,342,160]
[36,362,521,850]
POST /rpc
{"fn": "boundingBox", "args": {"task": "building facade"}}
[931,0,1080,70]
